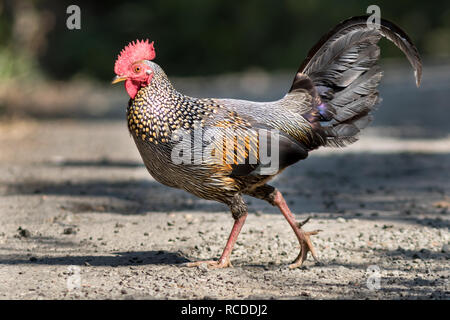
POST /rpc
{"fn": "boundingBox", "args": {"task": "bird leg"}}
[273,190,321,268]
[185,213,247,269]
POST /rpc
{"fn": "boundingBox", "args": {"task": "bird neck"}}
[127,70,219,145]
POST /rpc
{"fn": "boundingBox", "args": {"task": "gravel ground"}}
[0,65,449,299]
[0,119,448,300]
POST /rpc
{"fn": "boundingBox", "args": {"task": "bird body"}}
[113,16,422,268]
[127,63,314,205]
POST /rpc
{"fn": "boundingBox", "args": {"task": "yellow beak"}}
[111,75,127,84]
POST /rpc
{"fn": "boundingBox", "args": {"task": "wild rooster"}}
[112,16,421,268]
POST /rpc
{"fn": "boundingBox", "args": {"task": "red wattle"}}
[124,74,153,99]
[125,79,140,99]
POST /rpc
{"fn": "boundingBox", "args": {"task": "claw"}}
[289,228,322,269]
[273,191,323,269]
[297,217,311,228]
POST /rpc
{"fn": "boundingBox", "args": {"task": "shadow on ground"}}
[0,250,189,267]
[0,245,446,268]
[3,153,449,227]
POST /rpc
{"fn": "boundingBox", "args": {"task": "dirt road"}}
[0,65,449,299]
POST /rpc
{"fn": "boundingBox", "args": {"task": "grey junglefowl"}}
[112,16,422,269]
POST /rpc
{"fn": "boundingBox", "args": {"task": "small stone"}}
[63,227,76,235]
[337,217,346,223]
[17,227,31,238]
[433,200,449,209]
[198,263,209,272]
[121,289,127,294]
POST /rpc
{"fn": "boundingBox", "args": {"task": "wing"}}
[201,108,309,179]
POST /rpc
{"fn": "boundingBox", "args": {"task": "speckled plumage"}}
[127,66,220,145]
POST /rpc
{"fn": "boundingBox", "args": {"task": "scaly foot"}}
[289,217,322,269]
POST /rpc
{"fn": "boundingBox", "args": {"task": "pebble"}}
[17,227,31,238]
[63,227,76,235]
[198,264,209,272]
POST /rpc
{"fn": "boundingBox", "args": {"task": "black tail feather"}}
[290,16,422,148]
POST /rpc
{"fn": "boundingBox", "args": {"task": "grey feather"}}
[289,16,421,148]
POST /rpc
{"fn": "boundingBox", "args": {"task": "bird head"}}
[112,39,156,99]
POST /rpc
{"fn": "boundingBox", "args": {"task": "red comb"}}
[114,39,156,75]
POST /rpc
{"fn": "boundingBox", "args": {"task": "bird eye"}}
[134,66,141,73]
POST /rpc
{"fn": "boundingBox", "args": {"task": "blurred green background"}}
[1,0,450,83]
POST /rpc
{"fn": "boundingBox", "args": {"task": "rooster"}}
[112,16,422,269]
